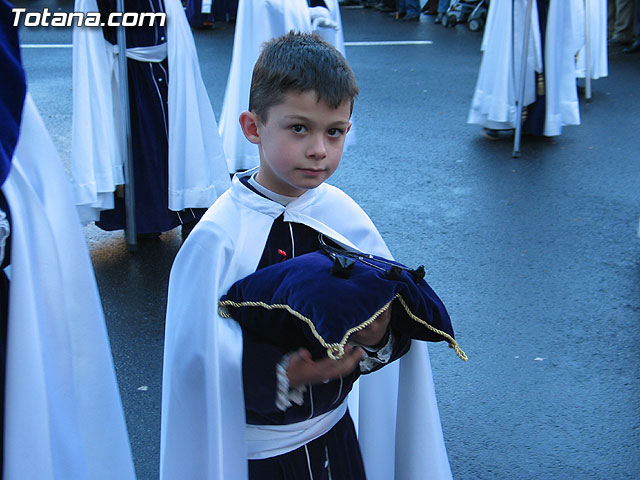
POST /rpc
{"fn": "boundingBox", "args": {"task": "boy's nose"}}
[306,135,327,159]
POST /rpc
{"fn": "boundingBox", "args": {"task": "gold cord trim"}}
[219,294,467,361]
[219,298,395,360]
[395,296,468,361]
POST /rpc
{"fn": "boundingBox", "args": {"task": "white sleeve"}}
[160,221,248,480]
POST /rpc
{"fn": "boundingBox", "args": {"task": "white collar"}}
[230,167,327,218]
[247,173,298,206]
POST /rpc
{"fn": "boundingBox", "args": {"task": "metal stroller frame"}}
[467,0,489,32]
[442,0,488,30]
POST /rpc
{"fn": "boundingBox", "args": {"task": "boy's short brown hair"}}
[248,31,358,121]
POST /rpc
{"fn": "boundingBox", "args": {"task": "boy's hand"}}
[348,304,392,348]
[287,345,365,388]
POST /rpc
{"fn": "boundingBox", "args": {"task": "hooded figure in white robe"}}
[219,0,350,173]
[71,0,230,231]
[0,3,136,477]
[468,0,585,137]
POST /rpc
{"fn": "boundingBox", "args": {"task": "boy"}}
[161,32,452,479]
[219,0,344,174]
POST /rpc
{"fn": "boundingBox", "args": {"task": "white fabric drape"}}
[2,94,135,480]
[543,0,585,136]
[467,0,543,130]
[576,0,608,79]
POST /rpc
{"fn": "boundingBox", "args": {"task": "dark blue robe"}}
[240,179,411,479]
[0,0,26,473]
[523,0,549,136]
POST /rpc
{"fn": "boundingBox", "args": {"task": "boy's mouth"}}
[297,168,325,175]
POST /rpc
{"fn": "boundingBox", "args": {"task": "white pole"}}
[116,0,137,251]
[513,0,535,158]
[585,0,592,102]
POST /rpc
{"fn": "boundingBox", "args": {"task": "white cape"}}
[161,169,453,480]
[576,0,608,80]
[542,0,584,136]
[71,0,229,223]
[467,0,543,130]
[1,94,135,480]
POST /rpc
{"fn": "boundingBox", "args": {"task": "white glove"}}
[309,6,339,30]
[0,208,8,267]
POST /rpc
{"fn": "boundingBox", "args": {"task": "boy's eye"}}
[292,125,306,133]
[327,128,343,137]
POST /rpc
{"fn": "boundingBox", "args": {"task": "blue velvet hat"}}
[219,236,466,361]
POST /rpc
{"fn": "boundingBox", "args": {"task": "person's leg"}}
[422,0,438,14]
[438,0,450,13]
[608,0,616,38]
[405,0,421,17]
[376,0,396,12]
[623,0,640,51]
[435,0,450,23]
[611,0,634,42]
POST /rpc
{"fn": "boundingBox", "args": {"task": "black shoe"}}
[482,128,514,141]
[623,39,640,53]
[401,14,420,21]
[608,36,631,47]
[434,13,443,24]
[422,2,437,14]
[137,232,162,241]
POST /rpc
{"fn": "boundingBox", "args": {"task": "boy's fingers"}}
[297,348,312,362]
[345,345,365,362]
[325,346,363,379]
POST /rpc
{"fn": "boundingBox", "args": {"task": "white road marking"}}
[345,40,433,46]
[20,44,72,48]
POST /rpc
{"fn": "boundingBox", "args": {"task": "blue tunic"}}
[240,180,411,479]
[522,0,549,136]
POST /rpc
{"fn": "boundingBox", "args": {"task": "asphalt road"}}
[12,1,640,479]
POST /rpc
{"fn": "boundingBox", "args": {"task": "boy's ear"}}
[239,111,261,145]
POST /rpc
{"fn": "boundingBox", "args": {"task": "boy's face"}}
[242,90,352,197]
